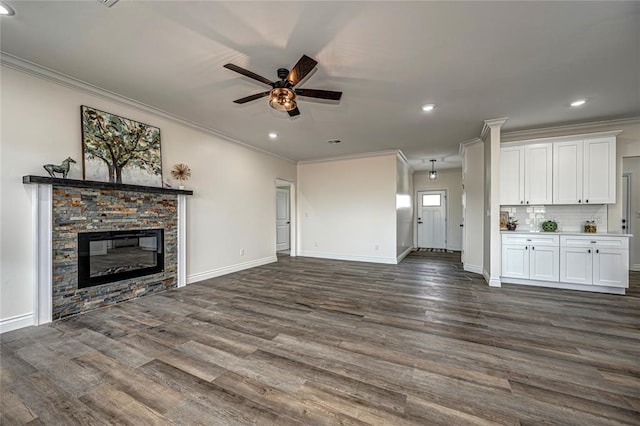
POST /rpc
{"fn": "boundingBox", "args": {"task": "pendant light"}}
[428,159,438,181]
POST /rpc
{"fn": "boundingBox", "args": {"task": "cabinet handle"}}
[596,249,599,254]
[532,246,535,250]
[578,199,581,203]
[520,201,524,204]
[588,249,591,253]
[526,201,529,204]
[525,246,528,250]
[586,199,589,203]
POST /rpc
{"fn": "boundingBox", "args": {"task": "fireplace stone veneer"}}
[24,176,192,324]
[52,187,178,319]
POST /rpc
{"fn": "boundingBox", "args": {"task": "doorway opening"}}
[417,190,447,250]
[275,179,295,257]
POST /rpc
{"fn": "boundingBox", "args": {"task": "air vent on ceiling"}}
[97,0,120,7]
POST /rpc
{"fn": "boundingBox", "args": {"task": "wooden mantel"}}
[23,175,194,195]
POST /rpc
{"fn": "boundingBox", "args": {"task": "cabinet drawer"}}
[560,236,629,250]
[502,234,559,246]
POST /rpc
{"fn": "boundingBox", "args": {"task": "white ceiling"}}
[1,1,639,170]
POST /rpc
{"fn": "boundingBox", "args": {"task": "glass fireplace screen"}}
[77,229,164,288]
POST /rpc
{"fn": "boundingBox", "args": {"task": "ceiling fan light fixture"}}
[269,88,297,112]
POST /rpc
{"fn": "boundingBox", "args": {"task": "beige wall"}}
[0,66,297,325]
[396,156,414,259]
[461,140,484,273]
[413,168,463,250]
[297,153,398,263]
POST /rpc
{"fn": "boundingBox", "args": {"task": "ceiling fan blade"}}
[224,63,274,86]
[287,107,301,117]
[233,91,271,104]
[287,55,318,86]
[295,88,342,101]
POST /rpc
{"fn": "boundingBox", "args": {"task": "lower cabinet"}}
[502,233,630,292]
[560,236,629,287]
[502,234,559,282]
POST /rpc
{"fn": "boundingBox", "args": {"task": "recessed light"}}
[421,104,435,112]
[268,132,278,139]
[570,99,586,107]
[0,2,15,15]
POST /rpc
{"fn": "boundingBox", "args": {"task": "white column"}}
[177,194,187,287]
[33,184,52,325]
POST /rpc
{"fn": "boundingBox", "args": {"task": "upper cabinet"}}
[553,136,616,204]
[501,132,618,206]
[583,138,616,204]
[500,143,552,205]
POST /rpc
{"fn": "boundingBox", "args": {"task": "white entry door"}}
[417,190,447,249]
[276,188,290,251]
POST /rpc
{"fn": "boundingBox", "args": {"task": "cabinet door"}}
[593,248,629,287]
[502,244,529,279]
[560,247,592,284]
[500,146,525,205]
[584,137,616,204]
[553,140,583,204]
[524,143,553,205]
[530,245,559,282]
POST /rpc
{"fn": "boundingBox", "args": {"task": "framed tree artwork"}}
[81,106,163,186]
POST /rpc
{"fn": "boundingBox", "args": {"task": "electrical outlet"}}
[374,244,380,251]
[239,248,244,256]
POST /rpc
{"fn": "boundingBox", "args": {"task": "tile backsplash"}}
[501,204,608,232]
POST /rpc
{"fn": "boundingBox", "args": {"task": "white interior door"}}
[417,190,446,249]
[276,188,290,251]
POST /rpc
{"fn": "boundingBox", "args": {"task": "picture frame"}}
[500,211,509,230]
[81,105,163,187]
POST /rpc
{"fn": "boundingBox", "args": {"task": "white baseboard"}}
[501,277,626,295]
[0,312,35,334]
[483,269,501,287]
[298,251,398,265]
[396,247,414,263]
[631,264,640,272]
[187,256,277,284]
[463,264,483,275]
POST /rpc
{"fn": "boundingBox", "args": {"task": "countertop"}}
[501,230,633,237]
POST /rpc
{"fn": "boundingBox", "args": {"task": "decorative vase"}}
[541,220,558,232]
[506,223,517,231]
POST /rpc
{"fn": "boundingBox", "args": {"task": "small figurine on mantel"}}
[170,163,191,189]
[43,157,76,179]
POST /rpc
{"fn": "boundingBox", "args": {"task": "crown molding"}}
[480,117,509,140]
[501,130,623,147]
[458,137,483,156]
[297,149,402,165]
[501,117,640,142]
[0,52,296,164]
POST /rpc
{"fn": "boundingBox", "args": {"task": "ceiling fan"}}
[224,55,342,117]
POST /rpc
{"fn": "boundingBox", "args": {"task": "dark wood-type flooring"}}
[2,252,639,425]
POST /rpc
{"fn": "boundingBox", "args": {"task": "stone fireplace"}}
[24,175,192,323]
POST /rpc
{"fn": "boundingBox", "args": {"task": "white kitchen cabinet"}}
[500,143,552,205]
[583,138,616,204]
[502,234,559,282]
[552,137,616,204]
[559,236,629,287]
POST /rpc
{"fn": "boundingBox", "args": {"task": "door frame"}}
[275,179,296,256]
[415,189,448,249]
[622,171,638,271]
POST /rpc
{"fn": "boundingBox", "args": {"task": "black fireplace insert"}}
[78,229,164,288]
